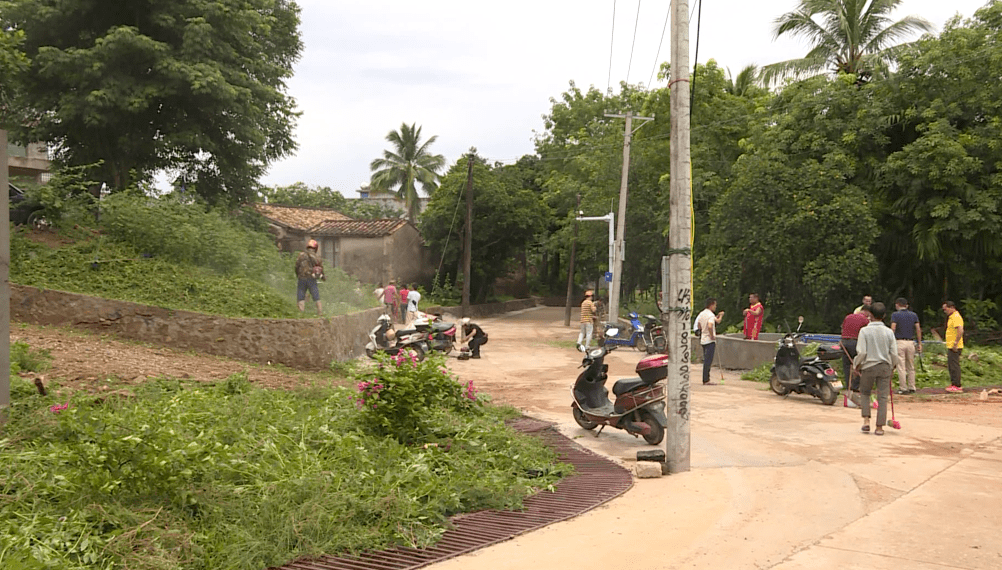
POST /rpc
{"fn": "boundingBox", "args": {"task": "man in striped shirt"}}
[577,290,597,350]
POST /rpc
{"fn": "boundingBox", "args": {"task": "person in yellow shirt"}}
[942,301,965,393]
[577,290,596,350]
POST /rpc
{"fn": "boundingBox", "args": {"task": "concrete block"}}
[635,462,662,478]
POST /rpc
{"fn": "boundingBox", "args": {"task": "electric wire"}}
[626,0,642,84]
[648,1,671,87]
[690,0,702,115]
[607,0,617,94]
[436,157,469,278]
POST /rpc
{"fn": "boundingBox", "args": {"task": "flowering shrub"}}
[354,352,482,442]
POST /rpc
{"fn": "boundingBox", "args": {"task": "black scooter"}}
[571,329,669,445]
[769,316,842,405]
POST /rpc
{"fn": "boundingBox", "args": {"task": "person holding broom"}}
[853,302,899,436]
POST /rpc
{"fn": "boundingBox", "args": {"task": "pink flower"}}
[50,403,69,414]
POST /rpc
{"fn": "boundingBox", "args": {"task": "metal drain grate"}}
[270,417,633,570]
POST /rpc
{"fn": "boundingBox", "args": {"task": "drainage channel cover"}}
[270,417,633,570]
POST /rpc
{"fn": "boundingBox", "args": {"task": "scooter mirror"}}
[605,327,620,338]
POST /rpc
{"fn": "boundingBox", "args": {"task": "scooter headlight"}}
[816,372,823,379]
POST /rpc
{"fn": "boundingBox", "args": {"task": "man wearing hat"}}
[577,290,597,350]
[295,239,324,315]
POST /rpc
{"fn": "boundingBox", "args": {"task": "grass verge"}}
[0,361,568,570]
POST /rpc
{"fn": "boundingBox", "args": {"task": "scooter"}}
[412,313,456,355]
[365,315,429,361]
[769,316,842,405]
[571,329,669,445]
[601,312,667,354]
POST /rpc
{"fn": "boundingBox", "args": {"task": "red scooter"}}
[571,332,669,445]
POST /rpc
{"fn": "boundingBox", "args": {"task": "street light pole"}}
[577,212,615,297]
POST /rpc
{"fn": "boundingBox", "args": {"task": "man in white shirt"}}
[695,298,724,385]
[405,286,422,325]
[853,302,900,435]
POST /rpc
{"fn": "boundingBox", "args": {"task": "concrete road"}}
[431,306,1002,570]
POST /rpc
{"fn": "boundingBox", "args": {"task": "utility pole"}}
[564,193,581,326]
[461,153,474,316]
[1,129,10,424]
[663,0,693,473]
[605,112,653,324]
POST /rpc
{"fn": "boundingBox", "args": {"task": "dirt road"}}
[435,307,1002,570]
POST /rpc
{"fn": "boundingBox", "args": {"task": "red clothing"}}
[743,302,764,340]
[382,285,397,306]
[841,312,869,339]
[399,288,409,305]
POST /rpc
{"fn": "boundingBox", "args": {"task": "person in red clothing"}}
[841,305,872,406]
[398,284,410,323]
[742,293,764,340]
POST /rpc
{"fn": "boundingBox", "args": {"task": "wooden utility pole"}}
[605,112,653,324]
[564,193,581,326]
[664,0,693,473]
[461,153,474,316]
[1,129,10,423]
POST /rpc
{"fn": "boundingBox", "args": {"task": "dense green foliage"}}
[421,155,549,303]
[370,123,447,222]
[259,182,403,219]
[10,194,376,318]
[0,367,566,569]
[527,3,1002,331]
[1,0,302,202]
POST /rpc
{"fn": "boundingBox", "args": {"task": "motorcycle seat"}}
[431,321,453,332]
[612,377,645,396]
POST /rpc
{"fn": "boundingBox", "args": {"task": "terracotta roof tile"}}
[309,218,409,237]
[253,203,351,231]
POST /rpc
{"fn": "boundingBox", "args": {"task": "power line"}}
[607,0,617,94]
[648,1,671,87]
[690,0,702,114]
[626,0,642,84]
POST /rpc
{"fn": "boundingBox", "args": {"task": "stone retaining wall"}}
[10,285,540,370]
[423,298,539,320]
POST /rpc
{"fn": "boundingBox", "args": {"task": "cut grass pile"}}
[0,356,568,570]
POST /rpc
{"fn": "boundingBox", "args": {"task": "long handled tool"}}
[888,380,902,429]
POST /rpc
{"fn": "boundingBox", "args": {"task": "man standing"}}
[890,298,922,395]
[406,285,421,325]
[382,280,398,318]
[695,298,724,385]
[742,293,764,340]
[577,290,596,350]
[854,295,873,314]
[943,301,965,393]
[295,239,324,315]
[854,302,900,435]
[841,305,871,406]
[398,283,410,323]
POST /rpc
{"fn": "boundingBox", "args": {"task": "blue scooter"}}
[600,312,666,354]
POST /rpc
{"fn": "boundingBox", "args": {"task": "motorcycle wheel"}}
[404,344,426,362]
[442,343,454,356]
[639,409,665,445]
[572,406,598,430]
[653,335,667,354]
[769,372,791,396]
[365,347,376,359]
[818,381,838,406]
[635,337,648,352]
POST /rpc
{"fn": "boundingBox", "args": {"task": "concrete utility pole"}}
[663,0,693,472]
[461,153,474,316]
[564,194,581,326]
[605,111,653,324]
[1,129,10,423]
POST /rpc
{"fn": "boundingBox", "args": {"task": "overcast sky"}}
[260,0,990,197]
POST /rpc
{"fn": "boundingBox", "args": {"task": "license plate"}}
[830,381,843,390]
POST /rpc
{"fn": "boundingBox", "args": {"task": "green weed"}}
[0,370,567,570]
[10,340,52,375]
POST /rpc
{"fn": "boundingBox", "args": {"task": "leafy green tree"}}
[258,182,402,219]
[1,0,303,203]
[760,0,933,85]
[0,27,27,116]
[420,155,548,302]
[369,123,446,223]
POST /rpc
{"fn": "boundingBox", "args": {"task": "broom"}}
[887,378,902,430]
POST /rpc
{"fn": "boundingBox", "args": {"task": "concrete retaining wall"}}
[715,333,784,370]
[9,285,540,370]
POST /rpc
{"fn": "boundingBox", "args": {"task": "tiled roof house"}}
[309,218,429,287]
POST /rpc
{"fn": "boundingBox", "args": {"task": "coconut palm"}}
[726,64,763,98]
[369,123,446,222]
[760,0,933,86]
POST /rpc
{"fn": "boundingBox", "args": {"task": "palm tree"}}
[726,64,762,97]
[760,0,933,86]
[369,123,446,222]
